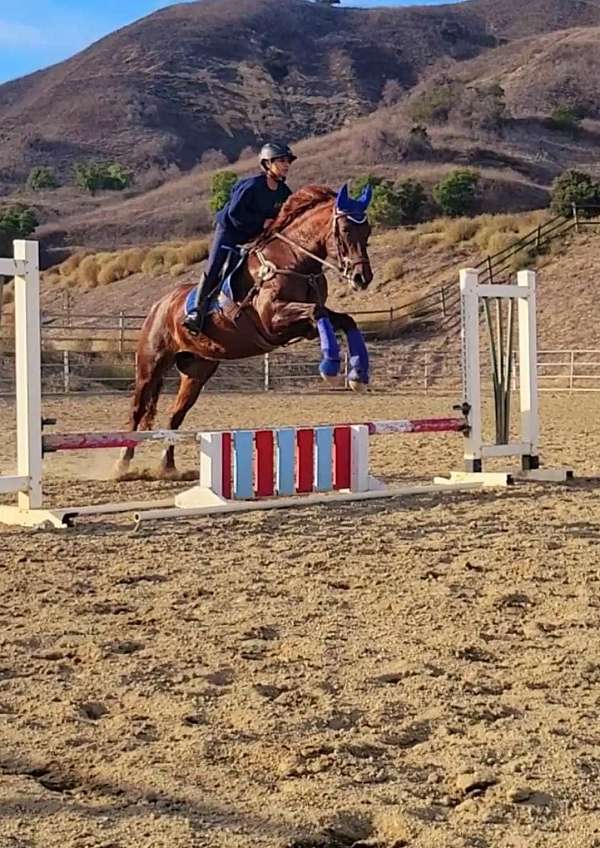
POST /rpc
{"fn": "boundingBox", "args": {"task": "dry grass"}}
[380,257,405,282]
[44,238,210,292]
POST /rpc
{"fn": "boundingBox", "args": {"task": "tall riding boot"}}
[183,273,212,335]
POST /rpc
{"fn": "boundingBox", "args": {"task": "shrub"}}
[548,104,583,132]
[27,166,59,191]
[402,125,433,159]
[74,161,133,194]
[123,248,146,274]
[352,176,425,227]
[409,80,457,125]
[209,171,237,215]
[550,169,600,217]
[97,258,127,286]
[170,263,186,277]
[455,83,508,132]
[179,239,210,266]
[381,257,404,282]
[58,251,92,276]
[395,179,426,225]
[433,169,479,217]
[141,247,168,275]
[77,255,99,286]
[443,217,480,245]
[0,206,38,255]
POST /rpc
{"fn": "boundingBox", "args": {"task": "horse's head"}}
[332,183,374,291]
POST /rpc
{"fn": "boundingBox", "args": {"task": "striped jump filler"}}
[190,425,372,506]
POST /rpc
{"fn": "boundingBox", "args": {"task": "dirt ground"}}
[1,391,600,848]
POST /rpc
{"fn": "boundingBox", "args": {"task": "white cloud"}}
[0,19,48,48]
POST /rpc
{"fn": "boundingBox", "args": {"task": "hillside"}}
[2,0,600,257]
[0,0,498,185]
[2,0,600,187]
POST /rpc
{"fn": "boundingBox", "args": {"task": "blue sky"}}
[0,0,460,84]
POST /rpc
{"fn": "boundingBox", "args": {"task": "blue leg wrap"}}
[347,328,369,384]
[317,317,341,378]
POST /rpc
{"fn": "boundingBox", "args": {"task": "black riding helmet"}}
[259,142,297,170]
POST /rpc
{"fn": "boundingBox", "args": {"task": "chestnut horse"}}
[117,184,373,476]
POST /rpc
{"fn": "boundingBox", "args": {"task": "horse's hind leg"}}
[160,361,219,477]
[115,351,173,476]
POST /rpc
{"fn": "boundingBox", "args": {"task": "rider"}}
[183,141,297,334]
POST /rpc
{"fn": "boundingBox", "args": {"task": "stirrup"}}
[183,309,204,335]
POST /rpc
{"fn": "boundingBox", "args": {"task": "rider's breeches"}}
[201,223,238,292]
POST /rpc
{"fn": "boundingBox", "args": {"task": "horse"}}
[117,182,374,477]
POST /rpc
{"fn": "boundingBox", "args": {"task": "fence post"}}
[263,353,270,392]
[569,350,575,394]
[118,311,125,355]
[572,203,580,234]
[536,225,542,251]
[63,350,70,393]
[64,289,72,328]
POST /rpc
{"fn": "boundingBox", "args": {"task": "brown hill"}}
[0,0,496,185]
[3,0,600,257]
[3,0,600,187]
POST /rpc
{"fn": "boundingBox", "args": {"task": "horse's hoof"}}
[321,373,343,387]
[158,464,180,481]
[113,459,130,479]
[349,379,368,393]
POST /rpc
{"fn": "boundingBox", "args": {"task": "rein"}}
[252,205,364,287]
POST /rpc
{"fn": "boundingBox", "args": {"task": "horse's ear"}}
[358,183,373,209]
[336,183,350,211]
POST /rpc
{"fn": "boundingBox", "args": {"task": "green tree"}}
[27,166,59,191]
[0,206,39,255]
[395,179,426,225]
[549,104,582,133]
[550,169,600,217]
[433,169,479,217]
[209,170,237,215]
[74,161,133,195]
[352,176,425,226]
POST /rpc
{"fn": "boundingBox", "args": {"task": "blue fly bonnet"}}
[335,183,373,223]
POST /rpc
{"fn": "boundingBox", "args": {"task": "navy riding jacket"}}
[216,174,291,242]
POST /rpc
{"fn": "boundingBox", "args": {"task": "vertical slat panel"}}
[233,431,254,499]
[255,430,275,497]
[276,428,296,495]
[333,426,351,490]
[315,427,333,492]
[296,429,314,494]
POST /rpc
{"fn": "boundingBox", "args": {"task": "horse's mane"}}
[255,184,335,246]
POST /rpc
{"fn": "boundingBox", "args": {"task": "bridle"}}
[255,205,368,287]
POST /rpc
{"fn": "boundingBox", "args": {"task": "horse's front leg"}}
[324,308,370,391]
[267,299,321,340]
